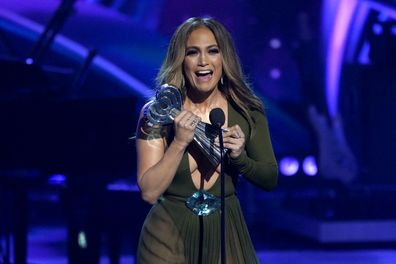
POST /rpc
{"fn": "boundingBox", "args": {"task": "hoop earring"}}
[220,76,224,86]
[181,75,186,88]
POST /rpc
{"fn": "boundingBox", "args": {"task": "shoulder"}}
[250,108,266,121]
[230,104,265,124]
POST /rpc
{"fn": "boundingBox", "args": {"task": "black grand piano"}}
[0,1,152,263]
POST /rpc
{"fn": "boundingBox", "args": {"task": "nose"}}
[198,53,208,66]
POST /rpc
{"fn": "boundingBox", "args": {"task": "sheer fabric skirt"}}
[136,195,259,264]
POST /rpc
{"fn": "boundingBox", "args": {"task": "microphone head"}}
[209,108,225,127]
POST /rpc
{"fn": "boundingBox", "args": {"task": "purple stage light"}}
[25,57,34,64]
[279,157,299,176]
[270,68,281,79]
[302,156,318,176]
[325,0,358,118]
[344,1,370,63]
[269,38,281,49]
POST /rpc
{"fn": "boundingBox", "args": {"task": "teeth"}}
[197,70,212,74]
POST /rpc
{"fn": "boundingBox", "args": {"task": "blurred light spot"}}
[25,58,34,65]
[372,23,383,35]
[302,156,318,176]
[270,68,281,79]
[378,12,388,22]
[269,38,282,49]
[106,180,139,192]
[279,157,299,176]
[391,25,396,35]
[78,231,87,249]
[48,174,67,186]
[358,41,371,64]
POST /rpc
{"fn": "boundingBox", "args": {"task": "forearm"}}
[228,110,278,191]
[138,140,187,204]
[229,152,278,190]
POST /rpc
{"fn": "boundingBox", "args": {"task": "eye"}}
[208,48,219,54]
[186,49,198,56]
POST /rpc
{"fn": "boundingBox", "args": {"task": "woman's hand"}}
[136,109,201,204]
[220,125,245,158]
[173,110,201,148]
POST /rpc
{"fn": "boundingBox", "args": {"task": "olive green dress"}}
[136,102,278,264]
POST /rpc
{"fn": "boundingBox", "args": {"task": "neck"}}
[185,87,224,114]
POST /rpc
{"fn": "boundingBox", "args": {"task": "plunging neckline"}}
[185,101,231,192]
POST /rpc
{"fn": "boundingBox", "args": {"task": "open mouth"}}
[195,70,213,77]
[195,70,213,82]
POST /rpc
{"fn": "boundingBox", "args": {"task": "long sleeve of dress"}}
[229,110,278,191]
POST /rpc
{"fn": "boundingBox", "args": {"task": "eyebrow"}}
[185,44,219,50]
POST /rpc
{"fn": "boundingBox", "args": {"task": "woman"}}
[136,17,278,263]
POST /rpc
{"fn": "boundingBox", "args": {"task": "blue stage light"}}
[378,12,389,22]
[48,174,67,186]
[372,23,383,35]
[391,25,396,35]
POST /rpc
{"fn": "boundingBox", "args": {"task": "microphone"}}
[209,108,225,128]
[209,107,226,264]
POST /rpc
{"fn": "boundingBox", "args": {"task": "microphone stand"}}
[217,127,226,264]
[210,107,226,264]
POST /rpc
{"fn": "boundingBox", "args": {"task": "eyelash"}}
[186,50,198,56]
[185,48,219,56]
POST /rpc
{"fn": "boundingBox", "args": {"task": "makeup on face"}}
[183,27,223,93]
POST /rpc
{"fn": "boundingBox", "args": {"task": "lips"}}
[195,70,213,82]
